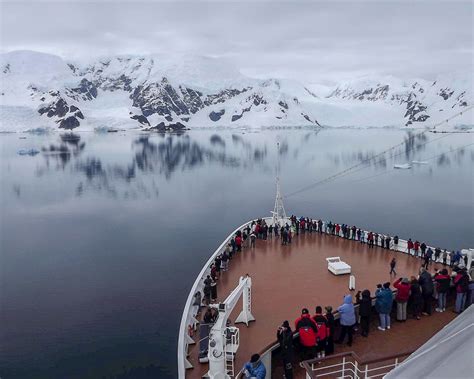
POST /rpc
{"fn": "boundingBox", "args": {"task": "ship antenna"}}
[272,142,287,226]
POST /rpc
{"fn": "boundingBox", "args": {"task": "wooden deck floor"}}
[186,231,450,378]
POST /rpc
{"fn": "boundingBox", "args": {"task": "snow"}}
[0,50,472,132]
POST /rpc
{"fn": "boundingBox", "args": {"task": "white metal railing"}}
[178,215,470,378]
[302,351,411,379]
[225,326,240,377]
[177,216,279,377]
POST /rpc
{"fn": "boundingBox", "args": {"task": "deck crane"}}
[206,275,255,378]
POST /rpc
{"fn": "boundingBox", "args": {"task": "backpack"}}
[315,321,328,340]
[298,325,317,347]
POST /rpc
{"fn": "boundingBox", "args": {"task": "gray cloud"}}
[1,0,472,85]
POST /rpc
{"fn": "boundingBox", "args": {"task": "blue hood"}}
[338,295,356,326]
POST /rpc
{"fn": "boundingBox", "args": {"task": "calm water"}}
[1,128,473,378]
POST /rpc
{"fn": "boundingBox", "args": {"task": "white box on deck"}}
[326,256,351,275]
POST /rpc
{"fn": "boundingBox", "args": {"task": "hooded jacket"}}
[337,295,356,326]
[393,279,411,302]
[375,288,393,314]
[418,271,434,295]
[409,282,423,305]
[243,361,266,379]
[358,290,372,317]
[277,327,293,360]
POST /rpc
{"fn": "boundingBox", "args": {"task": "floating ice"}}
[17,148,40,156]
[393,163,412,169]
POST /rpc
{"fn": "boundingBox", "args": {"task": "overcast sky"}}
[1,0,472,85]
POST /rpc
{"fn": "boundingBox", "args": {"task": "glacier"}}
[0,50,472,132]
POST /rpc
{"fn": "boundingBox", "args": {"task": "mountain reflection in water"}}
[1,128,473,379]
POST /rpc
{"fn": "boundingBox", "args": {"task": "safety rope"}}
[284,105,473,199]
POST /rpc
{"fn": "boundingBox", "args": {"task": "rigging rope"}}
[332,142,474,187]
[288,142,474,208]
[284,105,474,199]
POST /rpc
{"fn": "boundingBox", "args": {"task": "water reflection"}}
[210,134,225,147]
[403,131,428,159]
[2,128,473,379]
[133,135,241,179]
[41,132,86,167]
[28,130,470,199]
[34,133,275,197]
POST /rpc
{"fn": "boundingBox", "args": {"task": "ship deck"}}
[186,230,453,378]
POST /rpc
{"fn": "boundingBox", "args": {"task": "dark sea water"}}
[1,128,473,378]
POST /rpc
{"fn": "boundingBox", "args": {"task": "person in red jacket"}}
[312,306,329,358]
[453,268,470,313]
[294,308,317,360]
[235,234,242,252]
[414,241,420,257]
[407,239,414,255]
[393,277,411,321]
[434,269,450,312]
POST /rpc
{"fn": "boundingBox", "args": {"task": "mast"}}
[272,142,287,226]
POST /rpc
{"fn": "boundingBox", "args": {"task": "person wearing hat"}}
[393,278,411,321]
[294,308,318,360]
[375,282,393,330]
[324,306,335,355]
[312,306,329,358]
[276,321,293,379]
[336,295,356,347]
[357,289,372,337]
[418,268,434,315]
[242,353,266,378]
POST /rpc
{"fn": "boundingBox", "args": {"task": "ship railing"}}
[316,220,472,268]
[179,215,471,377]
[300,350,413,379]
[178,216,281,376]
[235,289,397,378]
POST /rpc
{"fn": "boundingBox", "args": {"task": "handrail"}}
[177,216,276,378]
[301,349,414,379]
[178,215,468,378]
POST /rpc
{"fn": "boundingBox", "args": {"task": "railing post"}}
[395,357,399,366]
[354,360,359,379]
[341,357,346,378]
[364,364,368,379]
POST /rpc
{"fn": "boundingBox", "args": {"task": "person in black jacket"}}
[203,275,212,305]
[324,306,335,355]
[277,320,294,379]
[434,269,451,312]
[409,276,423,319]
[358,290,372,337]
[418,268,434,315]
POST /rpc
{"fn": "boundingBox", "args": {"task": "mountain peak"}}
[0,50,472,131]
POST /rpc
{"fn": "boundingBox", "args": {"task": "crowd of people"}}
[197,216,473,379]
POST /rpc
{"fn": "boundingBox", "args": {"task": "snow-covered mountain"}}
[320,74,473,128]
[0,51,472,132]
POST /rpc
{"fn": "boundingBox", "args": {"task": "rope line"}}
[284,105,473,199]
[333,142,474,187]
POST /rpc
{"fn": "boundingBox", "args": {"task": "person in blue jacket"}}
[375,282,393,331]
[336,294,356,346]
[242,353,266,378]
